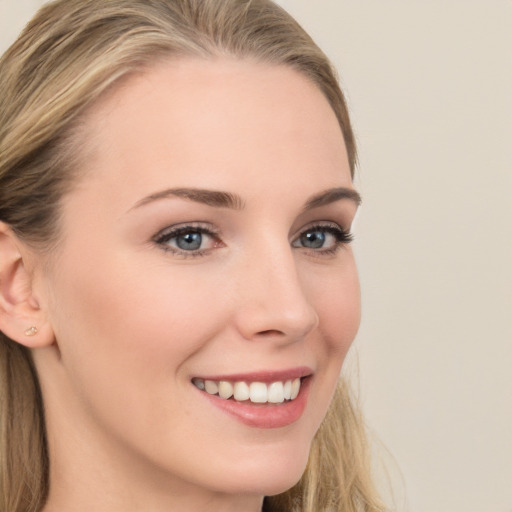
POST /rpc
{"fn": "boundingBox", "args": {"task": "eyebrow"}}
[130,186,361,212]
[302,187,362,211]
[130,187,245,211]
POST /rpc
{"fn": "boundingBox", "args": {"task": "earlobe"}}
[0,222,55,348]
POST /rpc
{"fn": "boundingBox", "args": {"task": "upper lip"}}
[193,366,313,383]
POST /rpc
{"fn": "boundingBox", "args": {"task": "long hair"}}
[0,1,382,510]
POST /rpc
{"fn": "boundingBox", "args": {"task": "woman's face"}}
[36,58,360,505]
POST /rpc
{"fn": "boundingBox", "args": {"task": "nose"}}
[232,243,319,343]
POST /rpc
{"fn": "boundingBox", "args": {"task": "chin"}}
[259,469,306,497]
[221,468,306,498]
[214,440,311,497]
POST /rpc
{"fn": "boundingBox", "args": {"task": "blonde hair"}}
[0,1,382,511]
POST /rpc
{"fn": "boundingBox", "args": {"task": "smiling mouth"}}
[192,377,303,404]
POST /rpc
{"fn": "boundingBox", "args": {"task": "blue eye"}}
[299,230,326,249]
[154,225,220,256]
[293,224,353,253]
[175,231,203,251]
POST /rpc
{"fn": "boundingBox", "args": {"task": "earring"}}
[24,326,38,337]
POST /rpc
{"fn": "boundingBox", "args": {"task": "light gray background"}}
[1,1,511,511]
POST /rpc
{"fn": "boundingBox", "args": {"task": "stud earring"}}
[24,326,38,337]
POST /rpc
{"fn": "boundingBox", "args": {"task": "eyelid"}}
[153,222,222,257]
[291,222,354,253]
[292,221,352,240]
[152,220,353,259]
[154,221,218,239]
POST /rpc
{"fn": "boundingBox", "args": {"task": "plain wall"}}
[1,1,511,511]
[274,2,512,511]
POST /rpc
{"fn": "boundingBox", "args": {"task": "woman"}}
[0,1,383,511]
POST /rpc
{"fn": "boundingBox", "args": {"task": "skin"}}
[19,59,360,512]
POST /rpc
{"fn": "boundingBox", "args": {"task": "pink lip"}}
[193,371,313,429]
[196,366,313,384]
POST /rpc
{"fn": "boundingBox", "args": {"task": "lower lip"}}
[196,377,311,429]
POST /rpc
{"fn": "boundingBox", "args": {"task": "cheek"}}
[308,255,361,357]
[300,255,360,430]
[48,252,230,389]
[45,253,234,452]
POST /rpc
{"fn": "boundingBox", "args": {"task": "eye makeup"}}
[292,222,353,257]
[152,219,353,259]
[153,222,223,258]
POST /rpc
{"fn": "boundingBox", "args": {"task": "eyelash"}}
[153,222,353,258]
[296,223,354,256]
[153,223,221,258]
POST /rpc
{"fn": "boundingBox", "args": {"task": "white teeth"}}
[268,381,285,403]
[249,382,268,403]
[283,380,292,400]
[290,378,301,400]
[204,380,218,395]
[194,377,303,404]
[234,381,250,401]
[218,381,233,399]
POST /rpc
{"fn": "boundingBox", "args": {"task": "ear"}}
[0,222,55,348]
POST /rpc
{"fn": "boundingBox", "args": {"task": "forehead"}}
[75,57,351,202]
